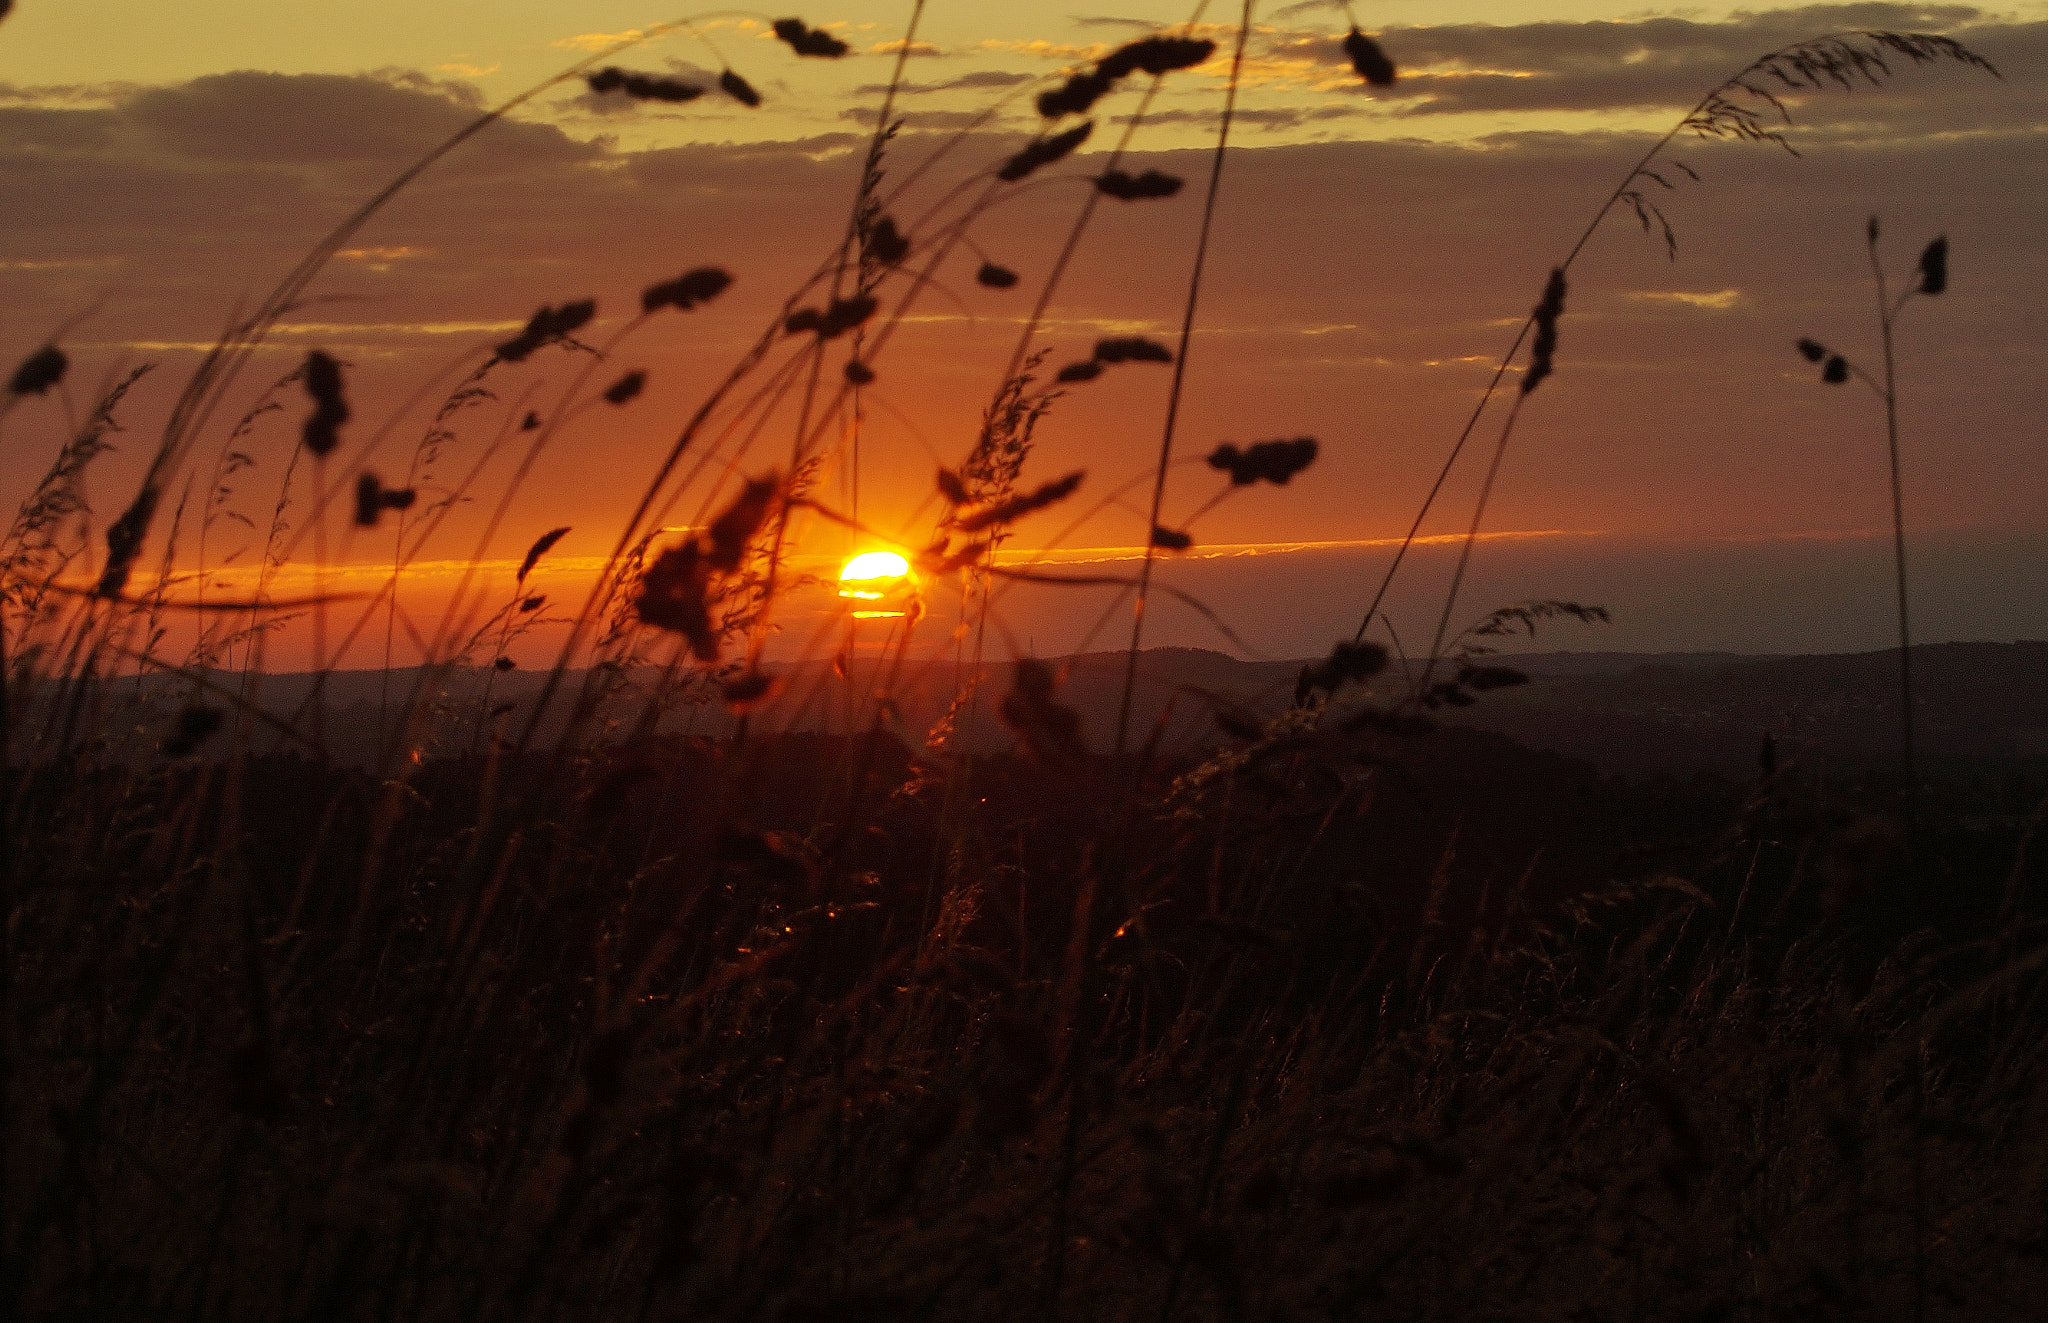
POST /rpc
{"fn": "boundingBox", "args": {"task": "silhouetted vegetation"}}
[0,8,2032,1321]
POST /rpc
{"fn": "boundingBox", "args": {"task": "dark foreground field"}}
[5,689,2046,1323]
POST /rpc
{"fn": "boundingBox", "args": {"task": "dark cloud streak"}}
[852,69,1036,95]
[1264,4,2033,124]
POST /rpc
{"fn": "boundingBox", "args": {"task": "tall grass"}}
[1794,221,1959,816]
[0,6,2031,1321]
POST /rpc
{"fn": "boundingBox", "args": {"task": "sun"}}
[838,550,911,599]
[838,550,913,618]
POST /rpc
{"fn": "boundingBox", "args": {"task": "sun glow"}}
[838,550,910,598]
[839,550,912,619]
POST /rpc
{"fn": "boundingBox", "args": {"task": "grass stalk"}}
[1114,0,1254,757]
[1869,221,1918,814]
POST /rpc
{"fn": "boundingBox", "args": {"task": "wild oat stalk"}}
[1793,218,1954,814]
[1113,3,1256,757]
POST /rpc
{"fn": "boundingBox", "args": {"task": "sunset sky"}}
[2,2,2043,669]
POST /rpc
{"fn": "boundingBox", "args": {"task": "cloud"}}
[977,38,1110,62]
[0,256,120,272]
[1627,289,1744,310]
[1255,4,2035,127]
[1070,15,1166,31]
[869,39,946,57]
[854,70,1037,95]
[840,107,1004,131]
[1115,105,1361,131]
[115,71,593,169]
[0,81,143,109]
[336,245,431,273]
[267,318,524,336]
[2,54,2042,618]
[552,30,645,52]
[1269,0,1345,17]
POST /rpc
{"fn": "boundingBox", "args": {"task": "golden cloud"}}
[551,29,645,52]
[1627,289,1744,311]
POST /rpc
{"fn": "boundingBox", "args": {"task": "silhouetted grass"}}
[0,8,2030,1322]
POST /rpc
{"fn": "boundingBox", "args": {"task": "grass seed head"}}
[976,261,1019,288]
[99,486,158,597]
[641,266,732,314]
[604,370,646,405]
[1919,234,1949,295]
[719,69,762,107]
[1206,436,1317,485]
[1101,35,1215,78]
[955,470,1083,532]
[706,473,779,572]
[7,343,67,397]
[936,468,969,504]
[772,17,849,58]
[1797,337,1828,363]
[1054,360,1101,384]
[1151,525,1193,551]
[301,349,349,455]
[819,294,879,338]
[1300,639,1388,698]
[354,472,417,526]
[1344,28,1398,87]
[1037,71,1111,119]
[635,540,717,659]
[1522,267,1568,396]
[518,526,570,582]
[304,348,344,406]
[1823,354,1849,384]
[997,121,1093,182]
[864,214,911,266]
[844,359,875,385]
[1040,36,1215,118]
[497,299,596,362]
[1093,336,1173,364]
[1096,168,1183,201]
[586,67,704,103]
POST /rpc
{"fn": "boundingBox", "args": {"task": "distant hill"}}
[1458,641,2048,777]
[789,640,2046,779]
[24,642,2043,779]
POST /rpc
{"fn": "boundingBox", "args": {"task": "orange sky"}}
[2,2,2044,671]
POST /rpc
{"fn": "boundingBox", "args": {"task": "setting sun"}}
[837,550,911,599]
